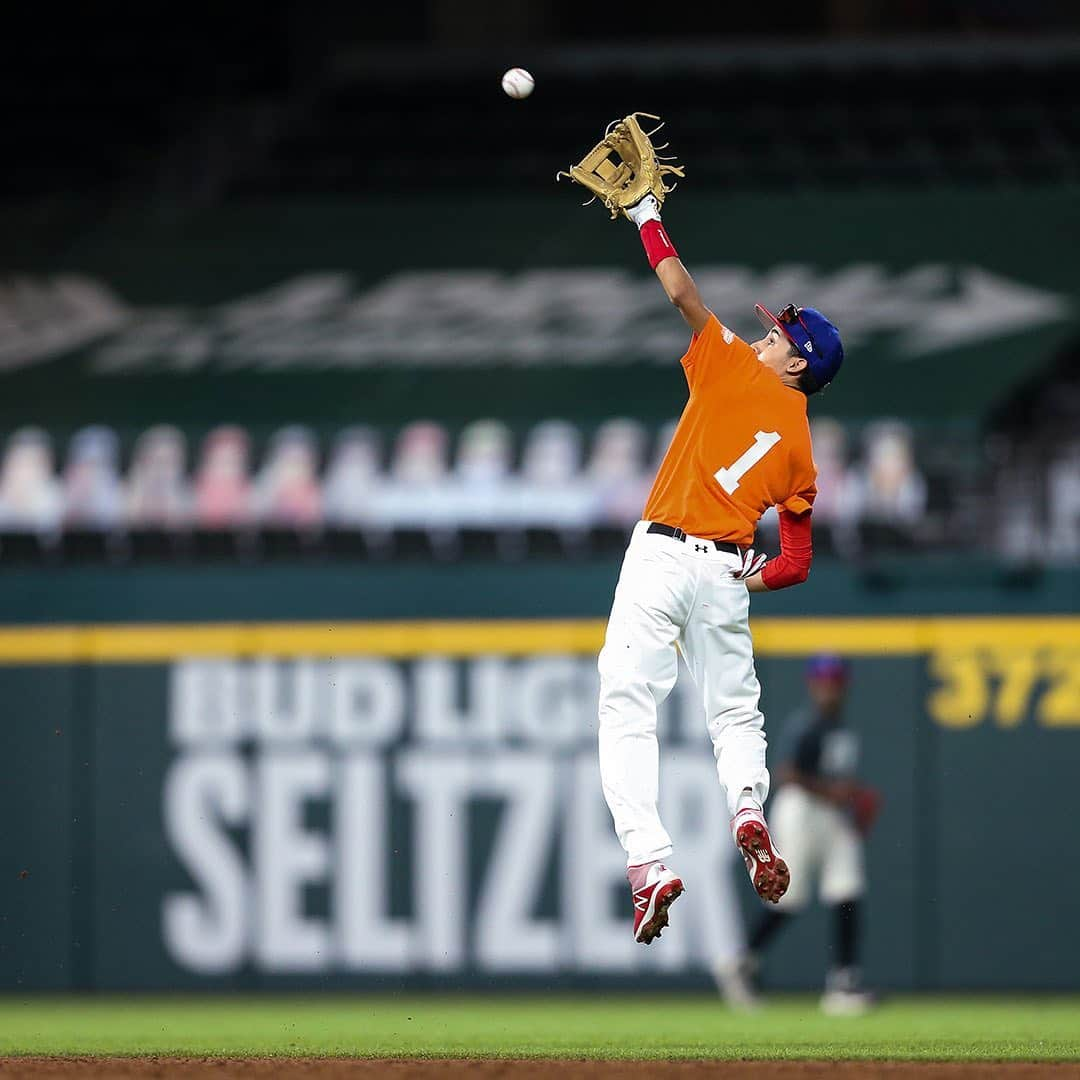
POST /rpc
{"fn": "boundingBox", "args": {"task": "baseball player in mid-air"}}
[585,179,846,944]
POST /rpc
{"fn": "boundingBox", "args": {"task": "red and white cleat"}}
[733,809,790,904]
[629,862,684,944]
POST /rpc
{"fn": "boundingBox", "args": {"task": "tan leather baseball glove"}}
[558,112,685,220]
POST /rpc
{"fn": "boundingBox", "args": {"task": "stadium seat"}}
[0,427,63,536]
[513,419,592,531]
[59,528,113,563]
[252,425,323,529]
[0,530,47,564]
[585,418,649,528]
[193,425,254,529]
[855,421,928,528]
[126,425,192,528]
[807,417,859,558]
[62,425,123,531]
[128,524,183,563]
[456,525,504,560]
[452,419,514,528]
[391,526,443,561]
[323,524,374,560]
[375,420,450,529]
[323,424,382,527]
[1047,442,1080,560]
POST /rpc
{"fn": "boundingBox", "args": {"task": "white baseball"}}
[501,67,534,99]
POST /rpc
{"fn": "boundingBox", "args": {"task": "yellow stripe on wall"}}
[753,616,1080,655]
[0,616,1075,664]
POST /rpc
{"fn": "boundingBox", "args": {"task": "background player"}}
[593,190,846,944]
[715,653,879,1013]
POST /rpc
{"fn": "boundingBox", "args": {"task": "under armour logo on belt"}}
[695,543,708,552]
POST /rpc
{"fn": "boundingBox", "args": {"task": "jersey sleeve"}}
[778,450,818,515]
[680,313,759,390]
[779,481,817,516]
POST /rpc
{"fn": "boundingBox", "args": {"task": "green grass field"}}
[1,994,1078,1061]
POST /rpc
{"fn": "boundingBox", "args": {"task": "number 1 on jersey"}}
[714,431,781,494]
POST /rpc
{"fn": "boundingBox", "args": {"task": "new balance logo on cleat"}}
[733,811,789,904]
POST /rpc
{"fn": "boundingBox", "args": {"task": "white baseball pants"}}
[598,521,770,866]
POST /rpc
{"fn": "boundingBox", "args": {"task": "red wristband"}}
[639,219,679,269]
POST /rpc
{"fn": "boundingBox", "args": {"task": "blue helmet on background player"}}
[805,653,850,684]
[805,654,850,717]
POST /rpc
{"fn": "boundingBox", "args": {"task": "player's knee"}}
[597,640,633,682]
[598,699,655,739]
[599,648,670,702]
[599,669,650,712]
[706,706,765,741]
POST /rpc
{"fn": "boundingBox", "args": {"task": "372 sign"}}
[928,648,1080,728]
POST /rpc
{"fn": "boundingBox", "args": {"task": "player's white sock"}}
[626,860,663,892]
[735,788,762,816]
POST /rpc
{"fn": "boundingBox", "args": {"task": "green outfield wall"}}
[1,559,1078,992]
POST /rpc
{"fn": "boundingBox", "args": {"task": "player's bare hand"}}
[731,548,768,581]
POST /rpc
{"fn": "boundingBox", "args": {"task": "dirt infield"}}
[4,1061,1077,1078]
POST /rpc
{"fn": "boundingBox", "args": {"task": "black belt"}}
[646,522,743,556]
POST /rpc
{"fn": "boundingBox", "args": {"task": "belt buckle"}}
[673,527,685,542]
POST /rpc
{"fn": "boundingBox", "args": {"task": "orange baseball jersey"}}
[643,313,817,546]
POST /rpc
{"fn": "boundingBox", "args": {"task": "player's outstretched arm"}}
[654,258,711,334]
[626,195,711,333]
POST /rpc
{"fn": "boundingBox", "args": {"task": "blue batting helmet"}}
[755,302,844,389]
